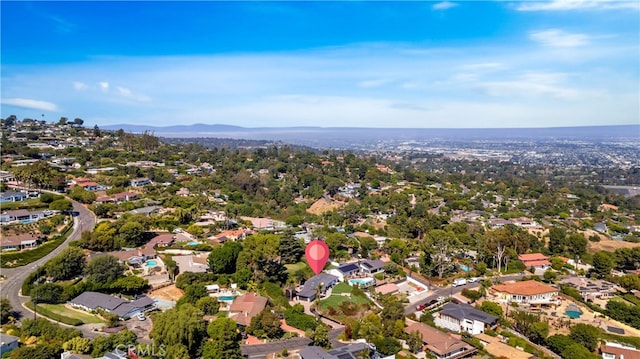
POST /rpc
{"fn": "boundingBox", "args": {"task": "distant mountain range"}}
[102,123,640,148]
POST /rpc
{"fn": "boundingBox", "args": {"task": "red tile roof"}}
[492,280,557,296]
[518,253,549,261]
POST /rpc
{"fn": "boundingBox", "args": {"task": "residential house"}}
[0,191,27,203]
[360,259,385,275]
[240,216,285,231]
[488,218,510,229]
[595,222,608,234]
[404,321,477,359]
[174,254,209,274]
[511,217,541,228]
[130,178,153,188]
[69,292,155,320]
[0,209,46,223]
[298,342,378,359]
[559,277,618,300]
[146,233,176,248]
[128,206,159,216]
[0,171,15,182]
[296,273,339,302]
[228,293,268,327]
[601,342,640,359]
[0,233,42,251]
[0,333,19,354]
[105,249,155,266]
[434,303,498,335]
[208,229,252,244]
[95,191,139,204]
[600,204,619,212]
[491,280,559,305]
[518,253,551,271]
[328,262,360,282]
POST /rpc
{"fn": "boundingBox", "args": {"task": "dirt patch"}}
[148,284,183,302]
[587,235,640,253]
[306,198,344,216]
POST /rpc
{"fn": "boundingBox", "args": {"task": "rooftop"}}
[492,280,558,296]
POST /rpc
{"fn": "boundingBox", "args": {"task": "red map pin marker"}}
[305,240,330,275]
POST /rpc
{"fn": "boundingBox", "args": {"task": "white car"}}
[469,277,479,283]
[136,313,146,321]
[437,296,445,302]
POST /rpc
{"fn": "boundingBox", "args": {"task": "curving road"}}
[404,273,526,315]
[0,199,96,333]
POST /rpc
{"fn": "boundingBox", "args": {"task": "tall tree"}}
[279,232,305,264]
[84,255,126,285]
[425,229,459,279]
[150,304,207,357]
[45,247,86,281]
[202,317,242,359]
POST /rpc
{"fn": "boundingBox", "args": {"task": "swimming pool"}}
[348,278,375,287]
[565,310,582,319]
[459,264,471,272]
[188,241,200,246]
[145,260,158,267]
[218,296,235,301]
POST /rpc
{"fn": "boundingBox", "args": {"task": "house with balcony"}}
[434,303,498,335]
[0,191,27,203]
[491,280,559,305]
[518,253,551,271]
[130,178,153,188]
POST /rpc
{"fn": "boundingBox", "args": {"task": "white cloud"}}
[116,86,151,102]
[0,39,636,128]
[432,1,458,10]
[1,98,59,112]
[99,81,110,92]
[516,0,640,11]
[73,81,88,91]
[476,71,599,100]
[358,78,391,88]
[529,29,590,47]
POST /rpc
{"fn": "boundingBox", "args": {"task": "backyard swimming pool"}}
[459,264,471,272]
[218,296,236,301]
[348,278,375,287]
[145,260,158,267]
[188,241,200,246]
[565,303,583,319]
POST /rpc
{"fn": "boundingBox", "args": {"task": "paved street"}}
[0,199,98,337]
[404,273,526,315]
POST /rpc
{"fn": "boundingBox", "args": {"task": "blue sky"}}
[1,1,638,128]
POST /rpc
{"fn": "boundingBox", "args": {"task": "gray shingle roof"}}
[298,273,338,299]
[70,291,127,311]
[439,302,498,324]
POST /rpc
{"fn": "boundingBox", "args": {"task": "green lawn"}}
[331,282,353,294]
[38,303,104,324]
[285,261,308,273]
[318,283,370,312]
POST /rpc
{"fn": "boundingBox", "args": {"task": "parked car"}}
[469,277,479,283]
[416,304,427,311]
[437,296,445,302]
[453,278,467,287]
[136,313,146,321]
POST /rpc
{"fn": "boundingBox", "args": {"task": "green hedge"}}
[284,308,317,331]
[1,222,73,268]
[24,301,83,326]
